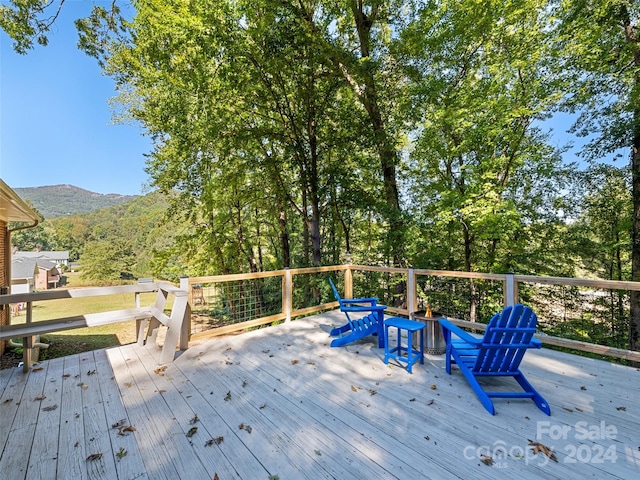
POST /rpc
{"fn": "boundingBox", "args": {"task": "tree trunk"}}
[463,222,477,321]
[279,207,291,268]
[349,1,405,267]
[625,9,640,353]
[630,119,640,352]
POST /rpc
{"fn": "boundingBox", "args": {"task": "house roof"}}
[34,259,58,271]
[14,251,69,261]
[11,258,38,280]
[0,178,39,224]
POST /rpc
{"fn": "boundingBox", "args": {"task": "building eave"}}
[0,178,39,224]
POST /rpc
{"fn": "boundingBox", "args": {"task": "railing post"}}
[22,301,33,372]
[504,272,516,306]
[407,268,416,319]
[180,276,192,339]
[345,265,353,299]
[283,269,292,322]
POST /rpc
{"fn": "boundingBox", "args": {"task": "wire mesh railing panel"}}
[520,283,630,350]
[292,271,339,311]
[415,275,505,322]
[189,277,283,335]
[351,270,408,309]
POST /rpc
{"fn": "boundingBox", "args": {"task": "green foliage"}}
[80,238,136,283]
[0,0,61,53]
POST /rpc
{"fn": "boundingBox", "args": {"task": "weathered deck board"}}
[1,311,639,479]
[26,356,65,480]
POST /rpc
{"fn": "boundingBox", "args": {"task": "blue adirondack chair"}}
[328,278,387,348]
[439,304,550,415]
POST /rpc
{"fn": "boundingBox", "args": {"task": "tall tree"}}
[556,0,640,350]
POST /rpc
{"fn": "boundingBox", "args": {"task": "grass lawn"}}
[7,272,171,361]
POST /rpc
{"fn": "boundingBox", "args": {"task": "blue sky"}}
[1,1,151,195]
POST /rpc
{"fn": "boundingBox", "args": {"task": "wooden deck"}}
[1,310,639,479]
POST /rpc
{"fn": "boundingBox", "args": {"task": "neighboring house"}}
[34,259,61,289]
[11,257,60,291]
[14,250,69,267]
[10,257,38,294]
[1,179,40,354]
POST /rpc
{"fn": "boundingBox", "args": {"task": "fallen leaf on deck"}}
[205,436,224,447]
[186,427,198,437]
[43,405,58,412]
[190,414,199,424]
[529,440,558,462]
[154,366,168,376]
[214,474,220,480]
[351,385,357,392]
[562,407,573,412]
[429,384,437,390]
[3,398,13,403]
[242,380,248,388]
[34,395,46,401]
[87,370,96,376]
[32,367,43,372]
[427,399,435,406]
[239,423,245,430]
[124,382,132,388]
[224,391,232,401]
[314,450,322,456]
[368,389,377,396]
[86,453,102,461]
[616,406,627,411]
[112,419,126,429]
[480,454,494,466]
[259,404,266,409]
[307,361,316,365]
[116,447,127,460]
[291,360,299,365]
[62,374,70,378]
[580,386,586,391]
[118,426,136,436]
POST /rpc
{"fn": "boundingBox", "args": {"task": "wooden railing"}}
[0,282,189,371]
[182,265,640,363]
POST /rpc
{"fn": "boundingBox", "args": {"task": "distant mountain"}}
[14,184,138,219]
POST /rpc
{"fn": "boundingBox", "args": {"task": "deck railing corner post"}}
[407,268,416,318]
[180,276,192,338]
[504,272,516,306]
[283,269,292,322]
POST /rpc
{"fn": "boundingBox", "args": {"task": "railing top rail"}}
[0,283,159,306]
[288,265,348,275]
[411,269,506,281]
[514,274,640,291]
[188,271,285,283]
[350,265,407,274]
[187,265,348,284]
